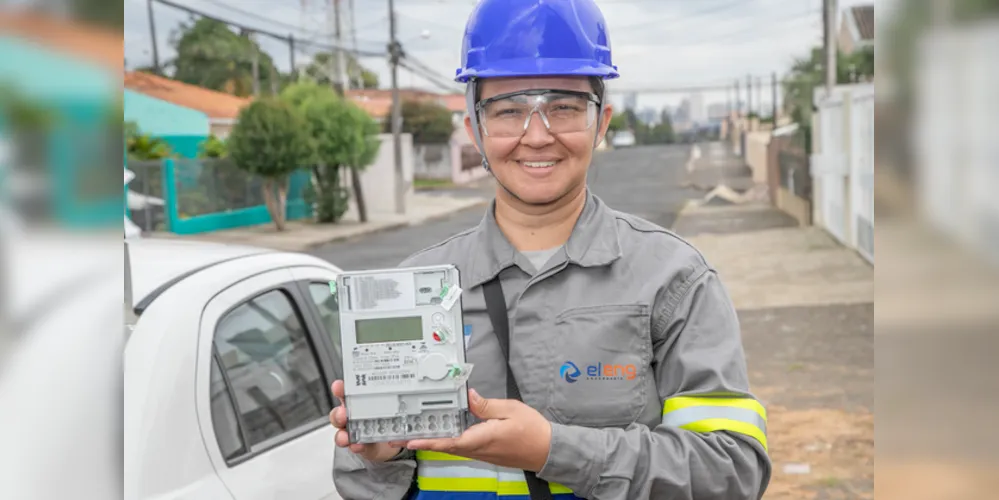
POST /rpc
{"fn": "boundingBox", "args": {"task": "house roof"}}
[345,88,466,118]
[123,71,251,120]
[850,5,875,41]
[0,9,122,73]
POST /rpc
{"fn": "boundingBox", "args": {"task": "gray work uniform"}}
[333,191,772,500]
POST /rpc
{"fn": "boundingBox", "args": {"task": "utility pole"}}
[388,0,406,215]
[349,0,362,86]
[823,0,838,96]
[735,80,741,116]
[771,71,779,123]
[146,0,160,72]
[334,0,349,93]
[746,75,753,116]
[756,76,763,118]
[289,34,296,78]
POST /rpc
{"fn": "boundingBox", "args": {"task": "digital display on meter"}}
[355,316,423,344]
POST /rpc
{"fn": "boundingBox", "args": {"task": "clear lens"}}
[478,92,597,138]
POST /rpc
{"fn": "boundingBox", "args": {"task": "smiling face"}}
[466,76,613,207]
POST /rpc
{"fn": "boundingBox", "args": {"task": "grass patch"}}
[414,178,455,190]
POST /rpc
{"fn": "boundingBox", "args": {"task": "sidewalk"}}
[154,192,489,252]
[672,201,874,500]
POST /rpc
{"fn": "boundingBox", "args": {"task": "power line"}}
[151,0,387,57]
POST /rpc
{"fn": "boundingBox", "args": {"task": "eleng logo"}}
[559,361,581,383]
[559,360,637,382]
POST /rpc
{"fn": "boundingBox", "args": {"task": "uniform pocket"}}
[548,304,652,427]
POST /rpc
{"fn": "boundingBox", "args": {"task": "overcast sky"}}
[123,0,879,112]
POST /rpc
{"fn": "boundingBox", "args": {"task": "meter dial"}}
[420,352,449,381]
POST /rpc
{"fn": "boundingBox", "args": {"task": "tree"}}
[228,97,314,230]
[169,18,282,97]
[649,109,675,144]
[386,99,454,144]
[607,112,627,132]
[782,45,877,153]
[281,81,381,223]
[301,52,380,90]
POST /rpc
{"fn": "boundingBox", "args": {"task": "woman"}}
[330,1,771,498]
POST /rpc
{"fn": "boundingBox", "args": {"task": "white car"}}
[611,130,636,148]
[124,238,346,500]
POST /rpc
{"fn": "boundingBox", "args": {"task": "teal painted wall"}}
[123,89,210,136]
[0,36,116,104]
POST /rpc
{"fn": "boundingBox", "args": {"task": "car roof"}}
[126,238,273,307]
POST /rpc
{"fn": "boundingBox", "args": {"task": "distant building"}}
[623,92,638,112]
[124,71,251,141]
[638,107,658,126]
[689,92,706,124]
[707,103,729,122]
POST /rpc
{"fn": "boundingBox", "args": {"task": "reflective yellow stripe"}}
[662,395,768,452]
[416,450,472,461]
[662,396,767,420]
[680,418,768,451]
[417,477,573,495]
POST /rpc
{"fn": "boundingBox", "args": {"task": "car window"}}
[210,354,246,461]
[212,289,332,453]
[306,283,341,366]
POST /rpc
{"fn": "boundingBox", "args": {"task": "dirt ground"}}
[739,303,875,500]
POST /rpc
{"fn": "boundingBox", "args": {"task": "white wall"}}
[343,133,414,219]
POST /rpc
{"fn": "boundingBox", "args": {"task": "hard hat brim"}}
[455,57,619,83]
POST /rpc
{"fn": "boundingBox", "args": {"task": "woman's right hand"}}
[330,380,407,463]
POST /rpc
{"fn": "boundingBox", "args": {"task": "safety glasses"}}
[475,89,600,138]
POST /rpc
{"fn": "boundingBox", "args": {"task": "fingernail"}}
[469,389,481,403]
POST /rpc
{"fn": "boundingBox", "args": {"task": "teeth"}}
[522,161,557,168]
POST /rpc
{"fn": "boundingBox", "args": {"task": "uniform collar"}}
[467,190,622,287]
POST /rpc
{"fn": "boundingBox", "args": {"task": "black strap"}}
[482,277,553,500]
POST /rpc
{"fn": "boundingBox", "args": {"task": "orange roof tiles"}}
[124,71,252,120]
[345,89,466,118]
[0,9,122,73]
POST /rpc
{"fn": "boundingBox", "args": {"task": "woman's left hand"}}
[404,389,552,472]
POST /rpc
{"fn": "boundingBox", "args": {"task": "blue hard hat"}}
[455,0,619,83]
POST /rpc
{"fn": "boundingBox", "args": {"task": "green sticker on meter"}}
[329,281,337,296]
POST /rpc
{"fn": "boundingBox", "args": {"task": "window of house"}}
[210,289,332,457]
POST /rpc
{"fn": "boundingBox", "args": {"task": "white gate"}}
[813,92,849,245]
[850,87,875,263]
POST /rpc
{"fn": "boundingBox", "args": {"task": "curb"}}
[300,198,490,251]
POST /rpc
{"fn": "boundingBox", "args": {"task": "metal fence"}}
[173,157,266,218]
[126,159,166,233]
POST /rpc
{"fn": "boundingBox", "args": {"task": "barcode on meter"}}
[368,374,415,382]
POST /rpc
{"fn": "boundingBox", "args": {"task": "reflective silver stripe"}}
[417,460,527,482]
[417,460,494,478]
[662,406,767,434]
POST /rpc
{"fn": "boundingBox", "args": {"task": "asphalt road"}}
[309,144,696,270]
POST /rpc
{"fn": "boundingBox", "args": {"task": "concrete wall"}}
[343,133,414,219]
[745,130,771,184]
[413,143,453,180]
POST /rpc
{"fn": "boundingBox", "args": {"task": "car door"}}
[197,269,341,500]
